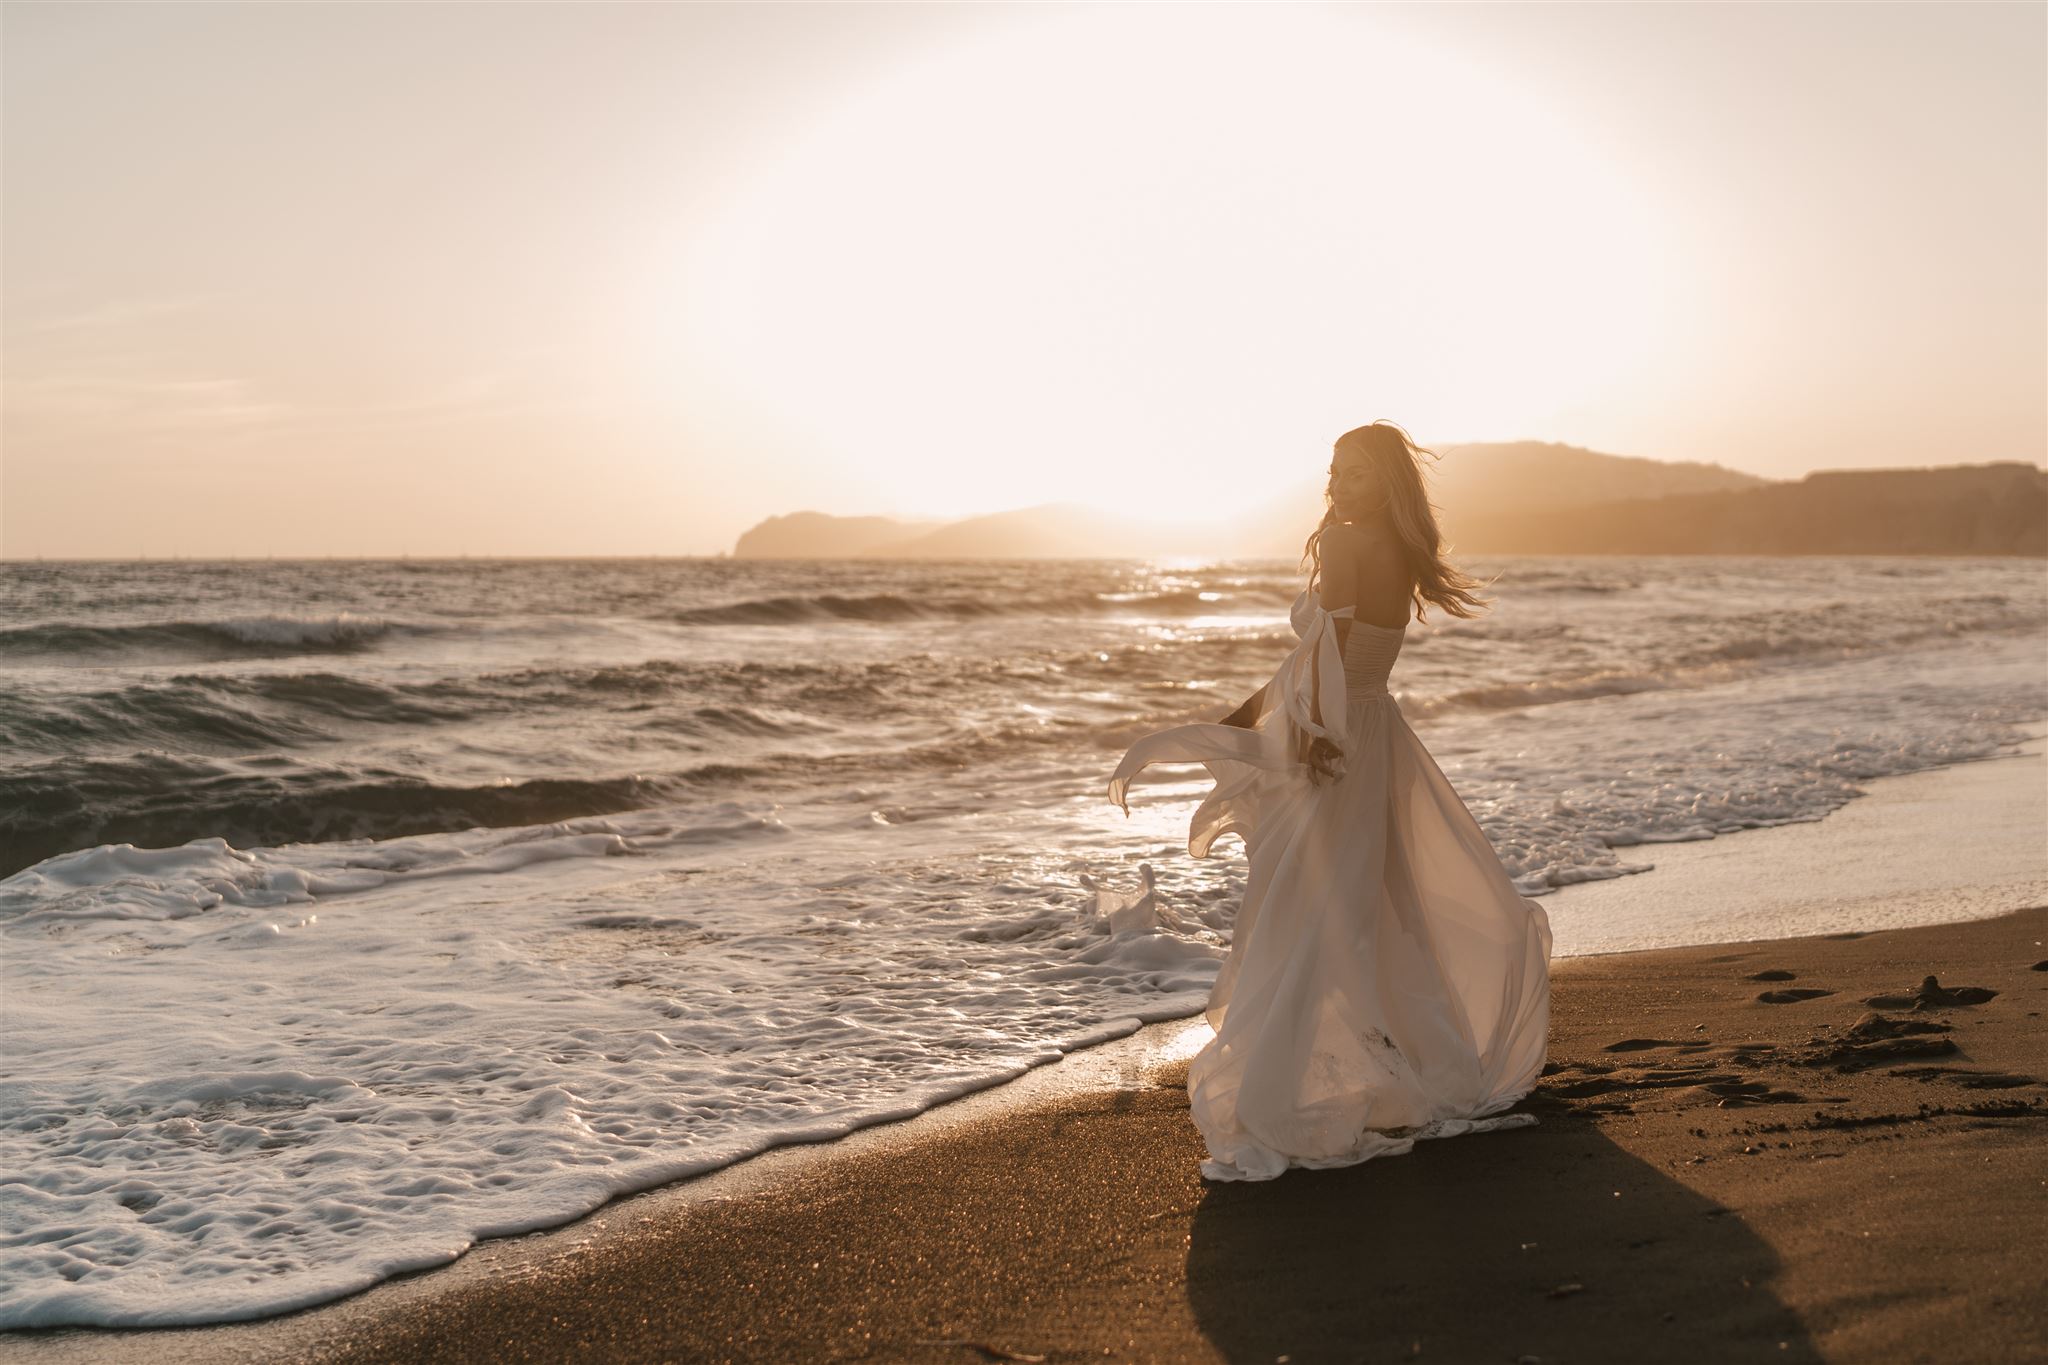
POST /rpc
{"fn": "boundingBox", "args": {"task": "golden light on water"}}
[640,6,1693,525]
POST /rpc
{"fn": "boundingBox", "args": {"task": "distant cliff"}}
[729,444,2047,558]
[1231,441,1771,558]
[1432,440,1768,516]
[869,503,1205,559]
[1452,462,2047,556]
[732,511,942,559]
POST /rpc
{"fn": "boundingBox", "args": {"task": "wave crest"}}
[0,615,409,661]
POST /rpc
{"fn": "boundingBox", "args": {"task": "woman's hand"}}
[1298,734,1345,785]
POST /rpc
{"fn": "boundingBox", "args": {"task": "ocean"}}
[2,554,2042,1327]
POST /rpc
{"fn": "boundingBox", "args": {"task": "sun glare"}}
[640,6,1689,526]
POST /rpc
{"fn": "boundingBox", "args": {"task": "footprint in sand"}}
[1757,988,1835,1004]
[1887,1065,2041,1090]
[1863,975,2000,1010]
[1848,1012,1950,1040]
[1800,1034,1957,1071]
[1547,1076,1637,1099]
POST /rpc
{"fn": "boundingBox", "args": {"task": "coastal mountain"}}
[1229,441,1771,559]
[848,503,1204,560]
[1432,440,1769,516]
[1451,461,2048,556]
[731,511,944,559]
[732,503,1210,559]
[731,442,2047,558]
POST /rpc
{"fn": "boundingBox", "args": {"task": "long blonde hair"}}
[1301,420,1491,621]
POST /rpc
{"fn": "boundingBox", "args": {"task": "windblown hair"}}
[1302,420,1492,622]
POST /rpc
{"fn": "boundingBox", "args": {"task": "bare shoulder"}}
[1316,521,1371,554]
[1318,522,1405,576]
[1317,522,1411,625]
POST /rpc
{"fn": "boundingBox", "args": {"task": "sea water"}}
[2,555,2042,1326]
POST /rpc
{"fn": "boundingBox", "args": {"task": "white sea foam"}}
[1118,631,2046,895]
[0,809,1221,1328]
[207,613,396,648]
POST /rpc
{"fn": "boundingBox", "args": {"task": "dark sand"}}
[16,904,2045,1364]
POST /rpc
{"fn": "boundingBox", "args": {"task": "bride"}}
[1108,421,1553,1182]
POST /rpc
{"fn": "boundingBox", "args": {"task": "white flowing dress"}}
[1107,585,1553,1182]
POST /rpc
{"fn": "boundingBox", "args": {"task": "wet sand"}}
[8,740,2045,1364]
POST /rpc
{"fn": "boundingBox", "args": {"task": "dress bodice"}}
[1341,621,1405,699]
[1291,587,1404,700]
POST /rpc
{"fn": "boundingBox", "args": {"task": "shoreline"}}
[1541,717,2048,956]
[5,722,2044,1361]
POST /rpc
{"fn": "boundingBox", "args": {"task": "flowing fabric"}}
[1107,586,1553,1182]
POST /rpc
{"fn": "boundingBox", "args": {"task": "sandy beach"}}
[8,733,2044,1364]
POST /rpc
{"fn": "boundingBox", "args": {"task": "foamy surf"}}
[0,809,1227,1328]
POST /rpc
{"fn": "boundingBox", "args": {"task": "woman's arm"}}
[1223,526,1369,731]
[1297,527,1379,780]
[1316,526,1368,649]
[1307,528,1367,727]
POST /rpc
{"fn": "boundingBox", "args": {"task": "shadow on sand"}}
[1186,1103,1818,1364]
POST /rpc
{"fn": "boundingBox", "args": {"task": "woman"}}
[1107,421,1553,1182]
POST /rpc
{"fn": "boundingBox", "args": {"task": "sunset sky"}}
[3,2,2041,557]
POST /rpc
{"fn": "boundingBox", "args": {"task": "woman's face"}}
[1329,447,1381,517]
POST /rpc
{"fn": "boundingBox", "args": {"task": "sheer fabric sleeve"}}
[1105,595,1356,858]
[1274,598,1355,770]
